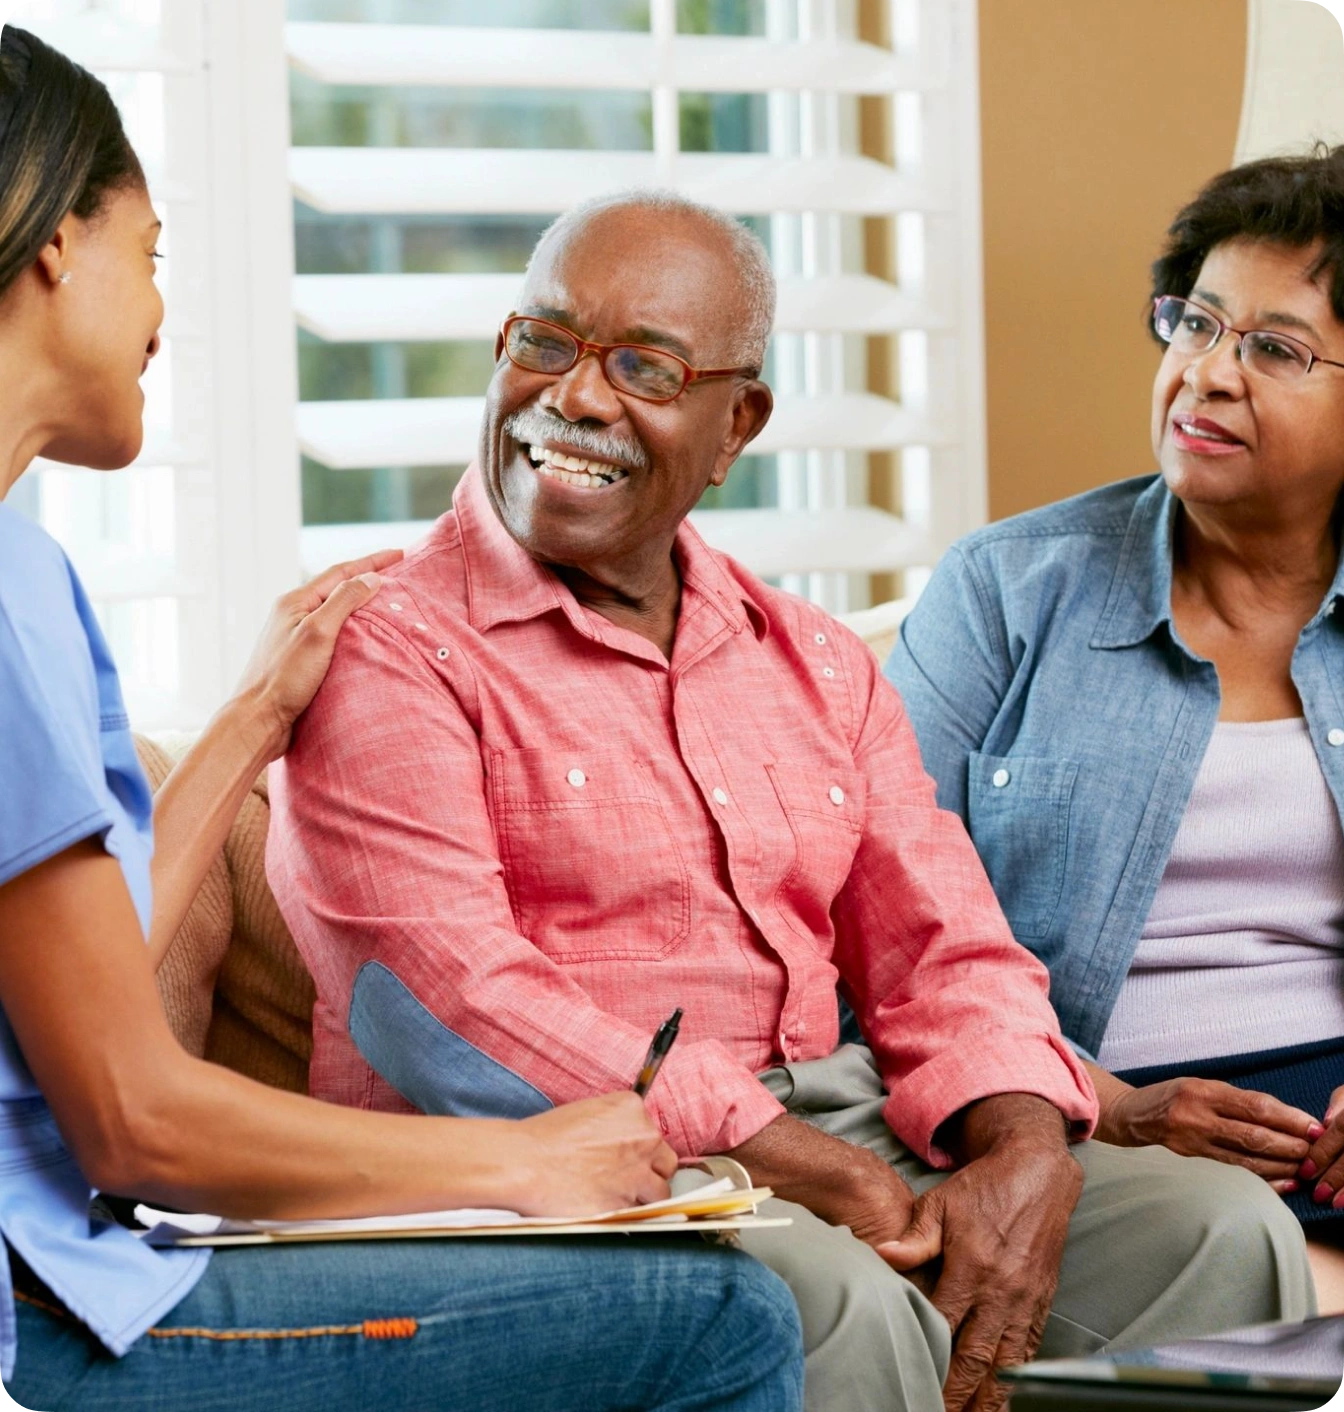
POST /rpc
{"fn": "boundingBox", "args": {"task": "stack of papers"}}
[135,1174,788,1247]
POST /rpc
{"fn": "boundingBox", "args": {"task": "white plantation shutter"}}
[4,0,300,729]
[289,0,987,614]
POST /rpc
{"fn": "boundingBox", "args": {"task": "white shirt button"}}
[814,633,826,645]
[435,647,450,660]
[1329,729,1344,748]
[567,768,587,788]
[414,622,428,631]
[829,785,845,806]
[388,602,403,612]
[992,768,1011,787]
[822,667,835,679]
[712,787,728,806]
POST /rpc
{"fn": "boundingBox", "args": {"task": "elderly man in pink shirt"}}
[268,191,1310,1412]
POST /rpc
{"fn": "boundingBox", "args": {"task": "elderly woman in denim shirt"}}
[887,145,1344,1308]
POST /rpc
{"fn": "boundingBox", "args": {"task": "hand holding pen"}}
[634,1008,683,1097]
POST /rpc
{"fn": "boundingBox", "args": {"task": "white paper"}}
[132,1177,740,1247]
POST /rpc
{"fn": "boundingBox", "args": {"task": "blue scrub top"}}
[0,503,208,1383]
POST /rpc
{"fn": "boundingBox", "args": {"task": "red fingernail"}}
[1314,1182,1333,1204]
[1309,1124,1325,1140]
[1301,1159,1319,1179]
[1333,1190,1344,1211]
[1281,1180,1299,1194]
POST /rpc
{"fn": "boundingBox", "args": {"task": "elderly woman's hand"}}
[1099,1077,1320,1190]
[1297,1085,1344,1208]
[233,549,404,759]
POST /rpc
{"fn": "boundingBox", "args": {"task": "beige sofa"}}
[142,597,910,1092]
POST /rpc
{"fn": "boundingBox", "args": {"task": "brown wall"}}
[979,0,1248,521]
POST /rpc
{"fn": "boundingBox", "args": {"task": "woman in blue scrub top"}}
[0,27,802,1412]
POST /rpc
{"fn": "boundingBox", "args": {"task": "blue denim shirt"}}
[885,474,1344,1060]
[0,505,208,1382]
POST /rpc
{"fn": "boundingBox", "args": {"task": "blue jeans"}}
[5,1237,803,1411]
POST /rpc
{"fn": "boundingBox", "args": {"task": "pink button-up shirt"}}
[268,467,1097,1162]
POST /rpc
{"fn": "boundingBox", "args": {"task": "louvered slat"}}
[290,148,944,218]
[66,552,202,604]
[691,507,928,577]
[295,393,942,471]
[292,272,947,343]
[285,23,942,95]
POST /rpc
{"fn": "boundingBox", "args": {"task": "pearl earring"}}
[57,272,72,284]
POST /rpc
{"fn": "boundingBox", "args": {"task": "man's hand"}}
[726,1112,919,1244]
[880,1094,1083,1412]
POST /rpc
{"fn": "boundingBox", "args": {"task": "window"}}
[8,0,985,732]
[288,0,987,615]
[6,0,300,729]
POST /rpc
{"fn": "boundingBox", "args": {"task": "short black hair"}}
[0,25,144,299]
[1151,142,1344,332]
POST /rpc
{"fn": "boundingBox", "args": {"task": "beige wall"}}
[978,0,1248,520]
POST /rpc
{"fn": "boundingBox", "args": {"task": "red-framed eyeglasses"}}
[500,314,760,404]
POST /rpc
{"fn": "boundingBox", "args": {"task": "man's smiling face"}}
[479,204,769,587]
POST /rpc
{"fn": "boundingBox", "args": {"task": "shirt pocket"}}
[766,761,866,934]
[966,752,1077,939]
[490,746,690,962]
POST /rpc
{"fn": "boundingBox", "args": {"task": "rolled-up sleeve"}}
[830,644,1098,1167]
[267,613,783,1157]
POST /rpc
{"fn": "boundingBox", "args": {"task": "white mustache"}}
[504,408,650,471]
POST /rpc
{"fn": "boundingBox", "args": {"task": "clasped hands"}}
[1097,1074,1344,1207]
[730,1095,1082,1412]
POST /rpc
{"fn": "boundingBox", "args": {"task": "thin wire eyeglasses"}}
[500,314,760,404]
[1152,295,1344,383]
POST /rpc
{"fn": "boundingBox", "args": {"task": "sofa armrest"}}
[134,734,234,1057]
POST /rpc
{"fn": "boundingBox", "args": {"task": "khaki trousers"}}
[735,1044,1314,1412]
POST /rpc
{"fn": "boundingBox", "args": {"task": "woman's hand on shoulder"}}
[1101,1076,1319,1190]
[509,1091,678,1217]
[234,550,403,758]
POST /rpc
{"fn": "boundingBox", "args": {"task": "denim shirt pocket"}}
[967,752,1078,939]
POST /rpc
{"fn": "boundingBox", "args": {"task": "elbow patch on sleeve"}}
[349,961,554,1119]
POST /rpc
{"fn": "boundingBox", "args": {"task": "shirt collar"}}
[454,463,768,641]
[1091,475,1344,649]
[1090,477,1180,650]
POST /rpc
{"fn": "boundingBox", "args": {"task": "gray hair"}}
[528,189,776,369]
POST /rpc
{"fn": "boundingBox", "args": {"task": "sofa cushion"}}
[836,597,911,666]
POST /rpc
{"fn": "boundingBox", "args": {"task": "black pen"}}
[633,1008,683,1097]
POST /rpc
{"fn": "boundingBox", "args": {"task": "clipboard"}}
[134,1157,790,1247]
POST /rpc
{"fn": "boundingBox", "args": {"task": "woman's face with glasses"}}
[1151,238,1344,523]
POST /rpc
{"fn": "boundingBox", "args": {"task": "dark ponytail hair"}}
[0,24,144,299]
